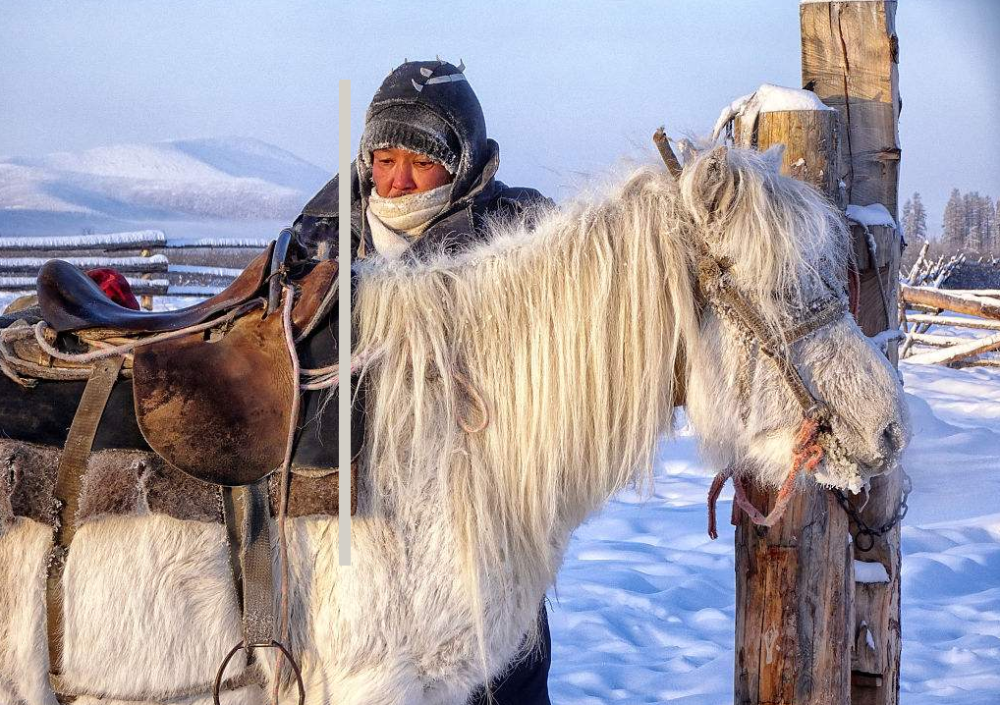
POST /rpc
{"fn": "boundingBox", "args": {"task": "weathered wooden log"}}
[900,285,1000,320]
[904,314,1000,332]
[802,1,901,218]
[0,254,169,275]
[753,109,842,201]
[802,2,903,703]
[935,289,1000,299]
[952,358,1000,369]
[735,482,853,704]
[904,242,930,285]
[903,333,971,348]
[851,225,896,271]
[905,332,1000,366]
[733,107,853,705]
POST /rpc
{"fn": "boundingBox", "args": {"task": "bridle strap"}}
[696,253,844,419]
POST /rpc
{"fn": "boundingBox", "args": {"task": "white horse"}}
[0,146,908,704]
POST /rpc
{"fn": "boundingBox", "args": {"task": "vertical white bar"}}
[338,79,352,566]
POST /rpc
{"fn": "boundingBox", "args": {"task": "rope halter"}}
[695,248,847,537]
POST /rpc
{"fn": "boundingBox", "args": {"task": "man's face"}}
[371,148,453,198]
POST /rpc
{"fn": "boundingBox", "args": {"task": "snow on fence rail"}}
[0,230,167,252]
[166,237,271,249]
[0,230,270,307]
[0,276,172,296]
[0,254,169,275]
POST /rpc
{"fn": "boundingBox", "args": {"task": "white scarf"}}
[366,184,451,259]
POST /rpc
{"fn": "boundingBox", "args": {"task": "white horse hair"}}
[0,146,908,704]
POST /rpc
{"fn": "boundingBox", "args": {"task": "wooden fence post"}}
[801,3,904,703]
[733,107,854,705]
[139,247,155,310]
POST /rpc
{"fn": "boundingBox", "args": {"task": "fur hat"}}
[361,102,461,173]
[358,60,489,200]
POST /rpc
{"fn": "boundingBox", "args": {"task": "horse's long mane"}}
[354,166,697,657]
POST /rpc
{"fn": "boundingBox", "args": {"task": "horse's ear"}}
[683,144,739,225]
[761,144,785,175]
[704,145,738,219]
[705,145,730,182]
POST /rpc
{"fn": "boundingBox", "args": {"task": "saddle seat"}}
[36,242,276,334]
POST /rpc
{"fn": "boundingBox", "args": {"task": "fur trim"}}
[78,450,222,525]
[361,118,458,174]
[0,440,59,529]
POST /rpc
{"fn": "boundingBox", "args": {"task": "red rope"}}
[707,417,824,538]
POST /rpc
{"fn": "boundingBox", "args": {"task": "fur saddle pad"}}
[0,439,357,536]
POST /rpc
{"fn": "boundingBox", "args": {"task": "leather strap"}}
[228,478,276,647]
[46,355,125,698]
[221,487,245,615]
[49,662,266,704]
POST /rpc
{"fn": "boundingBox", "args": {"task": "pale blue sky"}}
[1,0,996,231]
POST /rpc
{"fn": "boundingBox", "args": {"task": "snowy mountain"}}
[0,137,331,237]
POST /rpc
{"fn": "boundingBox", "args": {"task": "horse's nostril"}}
[880,423,904,456]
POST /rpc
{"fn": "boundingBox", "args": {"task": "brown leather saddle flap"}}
[132,304,295,487]
[130,259,339,487]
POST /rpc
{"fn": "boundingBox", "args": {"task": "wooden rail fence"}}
[0,230,269,309]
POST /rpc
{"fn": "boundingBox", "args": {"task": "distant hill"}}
[0,137,331,237]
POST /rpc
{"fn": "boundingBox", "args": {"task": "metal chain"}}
[832,470,912,552]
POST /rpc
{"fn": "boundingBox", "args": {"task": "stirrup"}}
[214,639,305,705]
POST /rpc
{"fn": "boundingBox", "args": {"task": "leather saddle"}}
[9,231,352,701]
[33,230,348,487]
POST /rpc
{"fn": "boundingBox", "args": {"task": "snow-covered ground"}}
[549,362,1000,704]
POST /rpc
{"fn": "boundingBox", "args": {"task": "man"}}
[293,59,551,262]
[292,59,553,704]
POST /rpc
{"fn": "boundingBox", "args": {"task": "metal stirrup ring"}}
[214,639,305,705]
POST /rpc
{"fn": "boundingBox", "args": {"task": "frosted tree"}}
[912,193,928,241]
[901,197,913,241]
[901,192,928,243]
[995,198,1000,255]
[941,188,965,252]
[964,192,984,252]
[983,195,998,255]
[962,191,992,252]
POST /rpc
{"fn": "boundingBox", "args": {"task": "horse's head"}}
[677,145,909,493]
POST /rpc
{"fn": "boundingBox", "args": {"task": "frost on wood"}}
[0,254,169,273]
[168,284,227,296]
[712,83,834,142]
[165,237,271,250]
[846,203,897,229]
[168,264,245,278]
[869,329,905,355]
[0,276,169,292]
[0,230,166,252]
[854,560,890,584]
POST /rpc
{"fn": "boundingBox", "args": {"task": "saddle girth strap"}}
[225,478,276,648]
[46,355,126,700]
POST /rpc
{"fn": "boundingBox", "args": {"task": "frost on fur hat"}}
[361,103,461,174]
[358,60,489,201]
